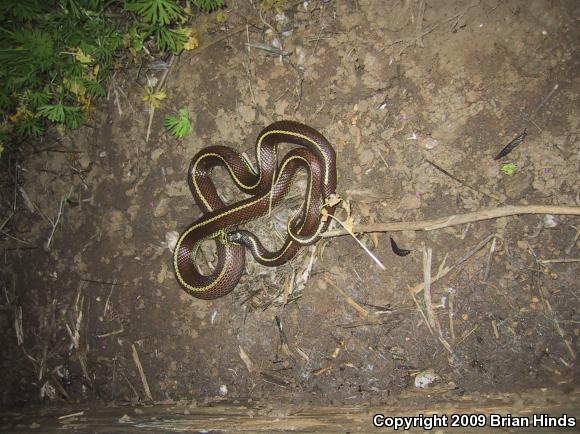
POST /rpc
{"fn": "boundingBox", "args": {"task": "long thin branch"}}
[322,205,580,237]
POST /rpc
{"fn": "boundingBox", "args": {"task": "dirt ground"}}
[1,0,578,413]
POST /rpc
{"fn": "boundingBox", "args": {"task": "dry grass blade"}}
[422,245,437,332]
[325,214,386,270]
[239,346,255,373]
[131,343,153,401]
[410,234,495,294]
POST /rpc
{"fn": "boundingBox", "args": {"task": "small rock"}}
[414,369,441,388]
[296,47,306,67]
[543,214,558,228]
[422,137,439,149]
[165,231,179,251]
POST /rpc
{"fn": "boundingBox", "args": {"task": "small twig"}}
[457,324,479,345]
[410,234,496,295]
[408,289,434,335]
[565,227,580,255]
[0,212,13,232]
[131,343,153,401]
[258,8,275,33]
[422,246,438,332]
[539,258,580,264]
[326,214,386,270]
[426,158,501,201]
[448,288,456,343]
[96,327,124,338]
[103,280,116,318]
[239,345,255,373]
[19,187,53,225]
[244,62,256,106]
[483,236,496,281]
[195,26,246,54]
[324,276,370,318]
[15,306,23,346]
[145,107,155,144]
[58,411,85,420]
[1,229,33,245]
[532,84,559,117]
[45,189,72,250]
[323,205,580,237]
[245,42,289,57]
[491,319,499,339]
[80,278,125,286]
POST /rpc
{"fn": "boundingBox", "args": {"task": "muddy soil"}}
[1,0,578,411]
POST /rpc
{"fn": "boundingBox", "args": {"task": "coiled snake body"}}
[173,120,337,300]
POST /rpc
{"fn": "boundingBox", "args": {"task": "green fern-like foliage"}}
[126,0,183,25]
[0,0,223,155]
[188,0,224,12]
[164,107,192,138]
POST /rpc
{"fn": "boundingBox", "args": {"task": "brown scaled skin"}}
[174,120,337,300]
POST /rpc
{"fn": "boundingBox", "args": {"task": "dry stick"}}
[322,205,580,238]
[131,343,153,401]
[448,289,456,343]
[408,290,434,335]
[44,192,68,250]
[565,227,580,255]
[539,258,580,264]
[483,236,497,281]
[422,245,437,332]
[0,229,32,245]
[325,214,386,270]
[410,234,496,295]
[0,212,13,232]
[532,84,559,117]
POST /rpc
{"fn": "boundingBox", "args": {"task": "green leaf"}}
[164,107,191,138]
[27,91,51,108]
[188,0,224,13]
[126,0,182,25]
[0,91,11,110]
[15,116,44,137]
[0,0,45,20]
[11,29,56,71]
[153,25,188,53]
[84,80,106,97]
[38,104,66,123]
[501,163,518,176]
[64,106,85,129]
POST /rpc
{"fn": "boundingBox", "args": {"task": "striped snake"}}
[173,120,337,300]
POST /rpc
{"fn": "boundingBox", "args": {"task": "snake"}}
[173,120,337,300]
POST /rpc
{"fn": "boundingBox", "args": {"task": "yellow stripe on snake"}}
[173,120,338,300]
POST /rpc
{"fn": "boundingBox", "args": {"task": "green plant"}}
[501,163,518,176]
[188,0,224,13]
[164,107,192,138]
[0,0,223,157]
[0,0,122,150]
